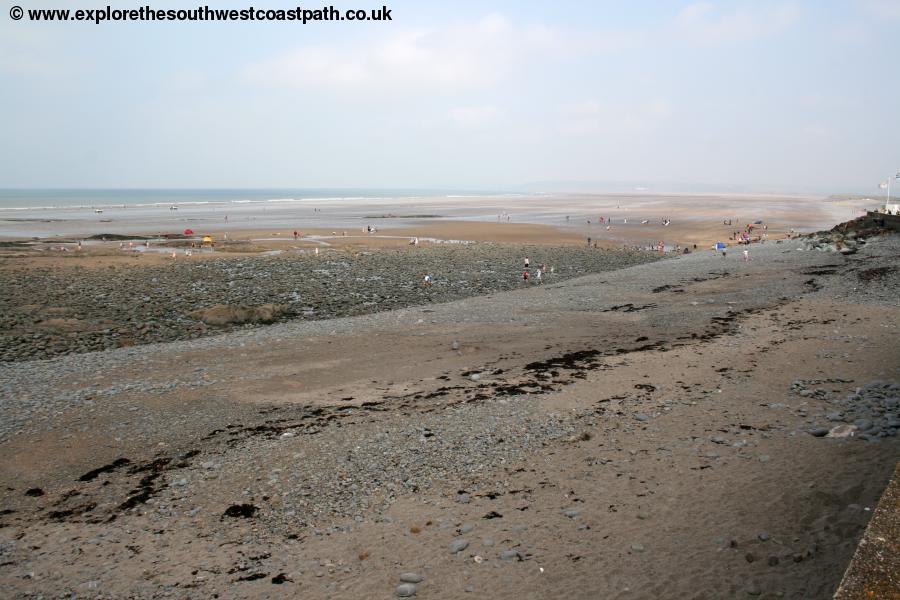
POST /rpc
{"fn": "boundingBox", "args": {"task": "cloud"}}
[830,22,870,43]
[244,14,531,90]
[242,13,639,93]
[858,0,900,19]
[559,98,673,136]
[0,24,71,78]
[801,124,836,139]
[672,2,801,45]
[448,105,502,127]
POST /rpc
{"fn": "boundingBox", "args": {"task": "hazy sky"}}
[1,0,898,192]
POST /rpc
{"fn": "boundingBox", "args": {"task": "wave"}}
[0,191,522,211]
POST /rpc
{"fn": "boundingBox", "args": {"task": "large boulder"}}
[38,317,93,332]
[188,304,286,326]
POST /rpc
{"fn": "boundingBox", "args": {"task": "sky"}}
[1,0,899,193]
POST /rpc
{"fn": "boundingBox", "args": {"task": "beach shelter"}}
[183,228,194,235]
[201,235,214,247]
[715,242,726,250]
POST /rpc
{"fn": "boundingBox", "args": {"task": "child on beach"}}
[522,270,529,282]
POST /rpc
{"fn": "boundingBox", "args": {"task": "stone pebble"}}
[0,245,659,363]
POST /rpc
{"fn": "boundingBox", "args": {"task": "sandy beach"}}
[0,192,874,251]
[0,209,897,598]
[5,1,899,596]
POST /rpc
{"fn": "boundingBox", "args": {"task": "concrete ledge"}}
[864,211,900,232]
[834,462,900,599]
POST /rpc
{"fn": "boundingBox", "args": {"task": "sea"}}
[0,188,511,210]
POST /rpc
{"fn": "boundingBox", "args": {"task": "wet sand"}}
[0,226,897,599]
[0,192,874,251]
[1,196,897,598]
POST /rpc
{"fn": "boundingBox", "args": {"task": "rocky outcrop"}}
[798,231,863,254]
[799,213,895,254]
[188,304,287,326]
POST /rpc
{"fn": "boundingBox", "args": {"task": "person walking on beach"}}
[535,268,542,283]
[522,270,529,283]
[524,256,530,268]
[587,236,591,247]
[742,249,750,262]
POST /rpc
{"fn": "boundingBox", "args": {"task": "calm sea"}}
[0,188,508,210]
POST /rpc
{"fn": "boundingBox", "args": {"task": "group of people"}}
[716,245,752,261]
[730,223,769,243]
[521,256,552,283]
[579,215,672,225]
[421,256,554,287]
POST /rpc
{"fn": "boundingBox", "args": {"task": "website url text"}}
[9,4,393,25]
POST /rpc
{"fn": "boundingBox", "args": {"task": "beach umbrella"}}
[184,228,194,235]
[715,242,726,250]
